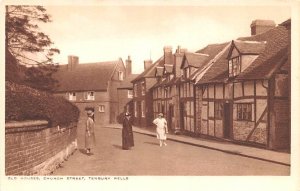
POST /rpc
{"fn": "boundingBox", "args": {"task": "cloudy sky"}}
[40,3,290,74]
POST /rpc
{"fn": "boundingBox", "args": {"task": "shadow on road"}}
[144,141,159,146]
[112,144,123,150]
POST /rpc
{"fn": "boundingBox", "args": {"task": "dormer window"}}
[85,91,95,100]
[228,57,241,77]
[68,92,76,101]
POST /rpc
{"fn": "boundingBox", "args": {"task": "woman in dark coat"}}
[122,112,134,150]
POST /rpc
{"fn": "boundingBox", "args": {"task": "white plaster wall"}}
[256,80,268,96]
[244,81,254,96]
[234,82,243,98]
[241,55,259,72]
[215,84,223,99]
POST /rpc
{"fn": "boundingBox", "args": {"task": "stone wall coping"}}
[5,120,49,128]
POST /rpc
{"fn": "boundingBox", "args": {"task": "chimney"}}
[250,19,276,36]
[144,59,153,70]
[125,55,132,77]
[68,55,79,70]
[174,45,186,77]
[164,46,173,65]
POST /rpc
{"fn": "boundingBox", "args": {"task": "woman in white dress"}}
[153,113,168,147]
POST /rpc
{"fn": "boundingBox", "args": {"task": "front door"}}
[223,103,232,139]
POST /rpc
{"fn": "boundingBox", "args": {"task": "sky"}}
[39,4,291,74]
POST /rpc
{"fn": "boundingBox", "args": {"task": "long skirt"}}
[122,129,134,149]
[85,132,96,149]
[156,127,167,140]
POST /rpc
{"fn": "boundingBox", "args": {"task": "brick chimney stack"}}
[125,55,132,77]
[164,46,173,66]
[174,45,186,77]
[144,59,153,70]
[68,55,79,70]
[250,20,276,36]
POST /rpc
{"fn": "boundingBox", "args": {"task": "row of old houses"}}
[130,19,291,150]
[52,18,290,151]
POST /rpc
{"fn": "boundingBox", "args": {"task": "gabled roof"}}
[131,57,164,83]
[236,21,290,80]
[117,74,139,89]
[181,52,209,69]
[229,40,266,57]
[195,19,290,84]
[53,60,122,92]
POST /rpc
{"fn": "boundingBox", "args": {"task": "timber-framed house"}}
[194,19,290,150]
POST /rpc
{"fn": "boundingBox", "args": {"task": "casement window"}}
[134,101,137,117]
[141,81,146,95]
[215,102,224,119]
[85,91,95,100]
[68,92,76,101]
[118,71,124,81]
[229,57,241,77]
[141,100,145,117]
[99,105,105,112]
[237,103,252,121]
[128,90,133,98]
[134,84,138,97]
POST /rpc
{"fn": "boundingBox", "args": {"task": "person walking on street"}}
[122,112,134,150]
[153,113,168,147]
[85,110,96,154]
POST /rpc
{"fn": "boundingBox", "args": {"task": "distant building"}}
[53,56,126,124]
[116,56,139,121]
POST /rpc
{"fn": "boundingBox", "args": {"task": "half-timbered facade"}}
[194,20,290,150]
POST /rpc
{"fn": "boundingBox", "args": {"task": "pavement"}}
[105,123,290,166]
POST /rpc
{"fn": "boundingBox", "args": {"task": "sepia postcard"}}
[1,0,300,191]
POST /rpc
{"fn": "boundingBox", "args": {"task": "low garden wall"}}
[5,120,77,175]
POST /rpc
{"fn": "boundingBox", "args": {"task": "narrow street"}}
[52,123,289,176]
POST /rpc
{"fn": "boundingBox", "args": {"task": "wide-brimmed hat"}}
[158,113,163,117]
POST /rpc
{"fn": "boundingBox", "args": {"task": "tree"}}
[5,5,60,91]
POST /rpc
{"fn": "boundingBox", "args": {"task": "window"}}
[99,105,105,112]
[118,71,124,81]
[85,91,95,100]
[128,90,133,98]
[68,92,76,101]
[229,57,241,77]
[141,81,145,95]
[215,102,223,119]
[141,101,145,117]
[237,103,252,121]
[134,84,138,97]
[134,102,137,117]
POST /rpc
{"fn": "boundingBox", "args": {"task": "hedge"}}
[5,81,80,127]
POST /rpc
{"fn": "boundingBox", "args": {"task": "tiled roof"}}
[183,52,209,68]
[232,40,266,55]
[196,20,290,83]
[131,57,164,82]
[53,60,121,92]
[192,42,230,82]
[236,22,290,80]
[117,74,139,89]
[195,44,231,84]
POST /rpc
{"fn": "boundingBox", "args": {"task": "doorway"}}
[223,103,232,139]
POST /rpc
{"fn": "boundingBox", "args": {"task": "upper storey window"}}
[228,57,240,77]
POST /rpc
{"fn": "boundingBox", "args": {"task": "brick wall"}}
[5,120,77,175]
